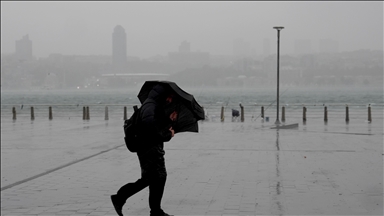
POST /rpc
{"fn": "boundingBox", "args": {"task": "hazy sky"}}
[1,1,383,58]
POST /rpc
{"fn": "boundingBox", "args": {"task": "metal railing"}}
[2,103,383,123]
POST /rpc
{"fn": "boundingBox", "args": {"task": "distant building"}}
[168,41,210,69]
[319,39,339,53]
[210,55,234,68]
[179,41,191,53]
[294,39,312,56]
[112,25,127,73]
[15,34,32,61]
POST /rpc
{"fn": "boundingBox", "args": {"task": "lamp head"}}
[273,26,284,30]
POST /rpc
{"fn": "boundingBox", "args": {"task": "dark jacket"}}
[137,84,174,155]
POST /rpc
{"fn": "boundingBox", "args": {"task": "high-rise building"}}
[15,34,32,61]
[168,41,210,69]
[319,39,339,53]
[179,41,190,53]
[112,25,127,72]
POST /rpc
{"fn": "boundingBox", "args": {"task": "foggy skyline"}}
[1,1,383,59]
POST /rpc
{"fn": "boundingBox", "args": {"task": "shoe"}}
[151,213,173,216]
[150,211,173,216]
[110,194,124,216]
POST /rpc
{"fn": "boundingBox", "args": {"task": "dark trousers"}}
[116,150,167,215]
[116,176,166,214]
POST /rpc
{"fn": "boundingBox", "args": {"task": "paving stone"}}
[1,120,383,215]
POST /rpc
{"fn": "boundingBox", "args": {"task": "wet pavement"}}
[1,117,383,215]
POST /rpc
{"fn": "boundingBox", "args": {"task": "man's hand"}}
[170,111,178,121]
[169,127,175,137]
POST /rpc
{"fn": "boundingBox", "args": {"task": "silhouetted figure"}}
[232,109,240,122]
[111,84,177,216]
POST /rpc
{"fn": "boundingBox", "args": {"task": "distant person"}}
[111,84,178,216]
[232,109,240,121]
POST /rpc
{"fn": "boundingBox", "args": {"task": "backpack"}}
[123,105,141,152]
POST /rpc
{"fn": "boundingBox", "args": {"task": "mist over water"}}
[1,2,383,122]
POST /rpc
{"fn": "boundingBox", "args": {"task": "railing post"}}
[345,105,349,123]
[303,106,306,122]
[124,106,127,120]
[12,107,16,120]
[86,106,90,120]
[368,104,372,123]
[324,106,328,122]
[261,106,264,119]
[240,104,244,122]
[281,106,285,123]
[105,106,109,120]
[31,106,35,120]
[49,106,53,120]
[221,106,224,122]
[83,106,86,120]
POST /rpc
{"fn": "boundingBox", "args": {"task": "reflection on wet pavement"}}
[1,118,383,215]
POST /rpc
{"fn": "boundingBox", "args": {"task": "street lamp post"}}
[273,26,284,125]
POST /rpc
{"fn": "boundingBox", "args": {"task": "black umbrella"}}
[137,80,205,133]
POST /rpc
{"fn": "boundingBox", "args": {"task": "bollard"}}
[124,106,127,120]
[105,106,109,120]
[368,105,372,123]
[324,106,328,122]
[83,106,86,120]
[221,106,224,122]
[303,106,306,122]
[282,106,285,122]
[261,106,264,119]
[240,104,244,122]
[202,106,206,121]
[86,106,90,120]
[31,106,35,120]
[12,107,16,120]
[345,105,349,122]
[49,106,53,120]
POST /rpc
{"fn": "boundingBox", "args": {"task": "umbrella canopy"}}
[137,80,205,133]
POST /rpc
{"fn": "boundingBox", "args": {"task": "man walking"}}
[111,84,178,216]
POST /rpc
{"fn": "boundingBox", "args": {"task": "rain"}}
[1,2,383,215]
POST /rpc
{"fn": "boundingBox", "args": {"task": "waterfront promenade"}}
[1,117,383,215]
